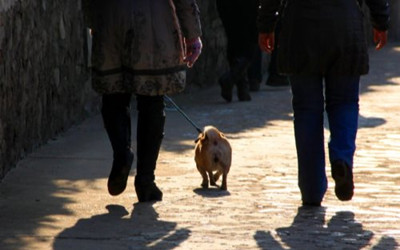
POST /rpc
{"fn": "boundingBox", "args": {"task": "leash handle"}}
[164,95,203,134]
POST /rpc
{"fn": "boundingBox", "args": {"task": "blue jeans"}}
[290,75,360,203]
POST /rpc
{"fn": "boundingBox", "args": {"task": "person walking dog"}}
[83,0,202,202]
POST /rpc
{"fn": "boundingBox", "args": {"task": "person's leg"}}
[231,0,257,101]
[216,0,235,102]
[266,20,289,87]
[134,94,165,202]
[325,75,360,201]
[101,93,134,196]
[325,75,360,166]
[248,47,262,91]
[217,0,251,102]
[290,75,327,205]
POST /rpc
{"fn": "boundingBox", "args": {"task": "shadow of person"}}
[372,235,399,250]
[53,203,190,249]
[254,231,285,250]
[325,211,373,248]
[357,114,386,129]
[255,206,377,249]
[324,114,386,130]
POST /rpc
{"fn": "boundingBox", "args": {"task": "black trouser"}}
[216,0,259,64]
[136,95,165,184]
[216,0,260,92]
[102,93,132,164]
[101,93,165,184]
[268,20,282,75]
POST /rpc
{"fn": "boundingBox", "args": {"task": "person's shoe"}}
[331,160,354,201]
[134,181,163,202]
[237,80,251,101]
[265,73,289,87]
[249,79,261,92]
[107,150,134,196]
[219,72,234,102]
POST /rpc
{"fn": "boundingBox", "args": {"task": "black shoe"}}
[331,160,354,201]
[266,73,289,87]
[249,79,261,92]
[237,90,251,101]
[107,150,134,196]
[134,181,163,202]
[237,80,251,102]
[219,73,234,102]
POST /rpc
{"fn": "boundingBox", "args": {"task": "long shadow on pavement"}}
[53,203,190,250]
[254,206,399,249]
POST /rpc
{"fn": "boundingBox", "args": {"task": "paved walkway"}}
[1,44,400,250]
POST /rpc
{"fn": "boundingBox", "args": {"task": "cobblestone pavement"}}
[0,44,400,250]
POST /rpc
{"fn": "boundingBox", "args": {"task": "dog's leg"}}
[208,171,217,186]
[221,172,228,190]
[213,170,222,183]
[197,165,209,188]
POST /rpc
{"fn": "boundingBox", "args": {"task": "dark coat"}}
[82,0,202,95]
[258,0,390,76]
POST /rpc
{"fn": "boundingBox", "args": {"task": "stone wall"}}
[0,0,98,179]
[187,1,227,87]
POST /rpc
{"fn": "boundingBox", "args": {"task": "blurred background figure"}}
[216,0,260,102]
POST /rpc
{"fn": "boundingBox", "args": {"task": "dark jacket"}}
[82,0,202,95]
[258,0,390,76]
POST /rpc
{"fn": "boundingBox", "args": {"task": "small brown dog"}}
[194,126,232,190]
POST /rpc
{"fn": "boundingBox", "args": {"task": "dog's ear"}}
[194,132,207,143]
[194,133,203,143]
[219,132,226,139]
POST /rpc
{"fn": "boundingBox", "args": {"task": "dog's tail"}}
[213,154,219,164]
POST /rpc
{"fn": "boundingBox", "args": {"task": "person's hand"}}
[373,29,388,50]
[184,37,202,68]
[258,32,275,54]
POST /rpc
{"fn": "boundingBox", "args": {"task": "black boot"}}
[233,58,251,101]
[219,71,234,102]
[102,93,134,196]
[236,79,251,101]
[134,95,165,202]
[220,57,251,102]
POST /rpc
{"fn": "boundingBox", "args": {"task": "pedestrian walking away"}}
[82,0,202,202]
[258,0,390,206]
[217,0,260,102]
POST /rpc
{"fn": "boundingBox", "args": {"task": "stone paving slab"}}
[1,44,400,250]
